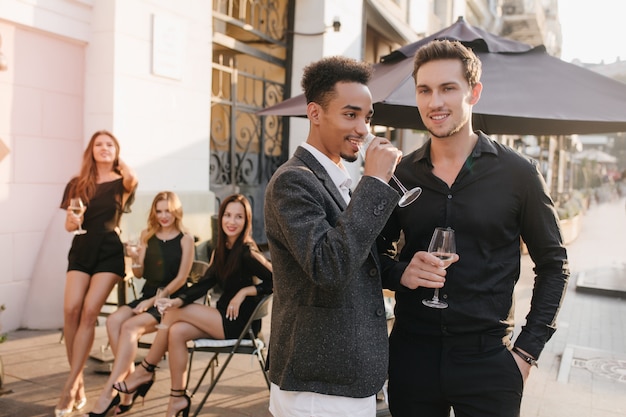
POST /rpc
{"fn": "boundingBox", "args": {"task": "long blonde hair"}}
[66,130,121,204]
[143,191,185,245]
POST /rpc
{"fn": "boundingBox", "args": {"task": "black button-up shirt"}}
[378,132,569,359]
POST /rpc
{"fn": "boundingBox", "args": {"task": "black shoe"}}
[169,389,191,417]
[86,393,120,417]
[116,386,148,415]
[113,359,157,414]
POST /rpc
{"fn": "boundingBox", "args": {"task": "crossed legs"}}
[56,271,119,414]
[89,306,158,414]
[116,303,225,416]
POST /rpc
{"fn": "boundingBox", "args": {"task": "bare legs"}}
[117,303,225,416]
[165,305,224,417]
[113,311,175,394]
[89,306,158,413]
[56,271,119,413]
[165,321,207,417]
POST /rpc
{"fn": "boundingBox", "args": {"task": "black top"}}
[378,132,569,359]
[178,242,273,316]
[61,178,125,233]
[60,178,130,276]
[141,233,184,297]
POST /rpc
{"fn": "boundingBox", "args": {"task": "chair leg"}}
[191,352,237,417]
[255,349,271,389]
[190,354,218,397]
[185,349,195,392]
[128,278,138,301]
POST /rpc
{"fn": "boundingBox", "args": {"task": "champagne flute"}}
[154,287,171,329]
[126,236,141,268]
[422,227,456,309]
[360,133,422,207]
[68,198,87,235]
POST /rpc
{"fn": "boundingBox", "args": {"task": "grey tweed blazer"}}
[264,146,400,398]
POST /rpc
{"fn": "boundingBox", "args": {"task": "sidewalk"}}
[0,323,275,417]
[1,199,625,417]
[515,198,626,417]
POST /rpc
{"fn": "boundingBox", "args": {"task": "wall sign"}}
[152,14,186,80]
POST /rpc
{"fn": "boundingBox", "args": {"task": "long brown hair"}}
[143,191,185,245]
[68,130,121,204]
[212,194,256,281]
[412,40,482,88]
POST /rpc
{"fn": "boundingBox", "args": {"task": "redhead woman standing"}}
[55,130,138,417]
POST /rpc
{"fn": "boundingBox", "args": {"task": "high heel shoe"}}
[116,388,146,415]
[74,396,87,411]
[54,407,73,417]
[113,359,157,414]
[169,389,191,417]
[85,393,121,417]
[54,392,76,417]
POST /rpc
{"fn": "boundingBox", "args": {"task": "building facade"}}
[1,0,562,332]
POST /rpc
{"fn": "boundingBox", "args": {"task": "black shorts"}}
[67,231,125,277]
[127,297,162,323]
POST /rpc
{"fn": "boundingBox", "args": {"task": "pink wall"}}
[0,21,86,330]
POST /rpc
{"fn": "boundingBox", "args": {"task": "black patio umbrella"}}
[259,17,626,135]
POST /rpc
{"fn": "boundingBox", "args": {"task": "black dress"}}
[61,178,128,277]
[127,233,185,322]
[178,243,273,339]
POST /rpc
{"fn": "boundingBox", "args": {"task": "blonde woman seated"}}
[114,194,273,417]
[82,191,194,417]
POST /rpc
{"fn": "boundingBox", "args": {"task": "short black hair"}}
[301,56,372,109]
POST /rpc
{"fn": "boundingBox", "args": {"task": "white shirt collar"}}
[301,143,352,203]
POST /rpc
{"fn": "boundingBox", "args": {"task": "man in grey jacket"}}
[264,56,402,417]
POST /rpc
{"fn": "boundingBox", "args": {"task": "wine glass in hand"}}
[154,287,171,329]
[360,133,421,207]
[126,236,141,268]
[422,227,456,309]
[68,198,87,235]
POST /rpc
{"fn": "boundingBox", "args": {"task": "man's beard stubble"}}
[427,115,470,139]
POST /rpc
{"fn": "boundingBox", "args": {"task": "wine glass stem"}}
[360,143,411,197]
[391,175,409,194]
[432,288,440,302]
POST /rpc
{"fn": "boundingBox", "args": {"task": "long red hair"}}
[66,130,121,204]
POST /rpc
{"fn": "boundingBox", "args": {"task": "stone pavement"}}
[514,197,626,417]
[1,198,625,417]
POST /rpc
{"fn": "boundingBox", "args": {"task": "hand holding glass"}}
[68,198,87,235]
[360,133,421,207]
[126,237,141,268]
[422,227,456,309]
[154,287,171,329]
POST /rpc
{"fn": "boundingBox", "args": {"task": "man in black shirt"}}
[378,40,569,417]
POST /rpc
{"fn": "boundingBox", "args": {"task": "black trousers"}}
[388,329,523,417]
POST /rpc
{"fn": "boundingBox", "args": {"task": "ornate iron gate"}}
[210,0,291,244]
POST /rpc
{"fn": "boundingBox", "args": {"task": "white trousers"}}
[269,383,376,417]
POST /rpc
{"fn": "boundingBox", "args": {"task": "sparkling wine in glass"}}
[360,133,422,207]
[154,287,171,329]
[126,236,141,268]
[422,227,456,309]
[68,198,87,235]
